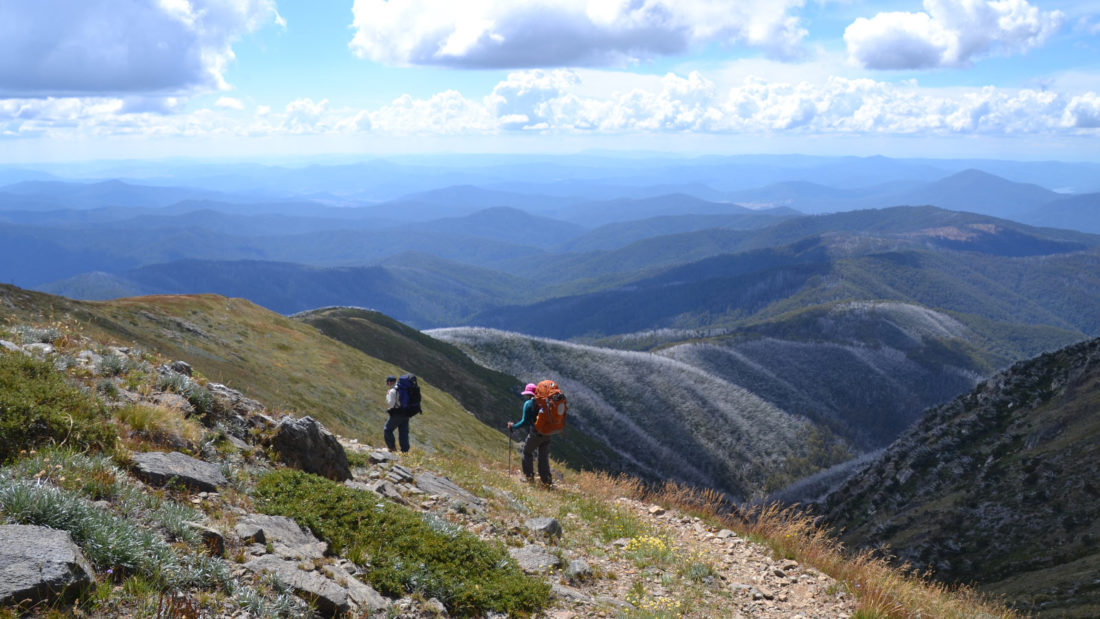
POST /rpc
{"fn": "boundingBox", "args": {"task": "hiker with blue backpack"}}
[508,380,567,487]
[384,374,421,453]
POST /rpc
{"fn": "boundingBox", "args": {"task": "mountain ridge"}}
[821,335,1100,617]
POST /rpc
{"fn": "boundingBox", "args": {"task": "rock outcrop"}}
[269,416,351,482]
[0,525,96,607]
[131,451,228,492]
[244,555,350,616]
[235,514,327,560]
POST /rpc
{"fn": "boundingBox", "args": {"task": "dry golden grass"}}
[627,482,1021,619]
[536,467,1017,619]
[115,403,203,450]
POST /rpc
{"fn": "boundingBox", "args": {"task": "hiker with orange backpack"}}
[508,380,566,487]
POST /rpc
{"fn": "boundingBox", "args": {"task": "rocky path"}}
[582,497,857,618]
[342,438,857,618]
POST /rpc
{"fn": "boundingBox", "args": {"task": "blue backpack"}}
[395,374,422,416]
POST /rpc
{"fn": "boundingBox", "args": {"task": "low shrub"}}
[97,354,129,377]
[12,325,62,345]
[678,552,719,583]
[254,469,550,617]
[184,382,216,417]
[156,372,216,417]
[156,372,189,393]
[0,352,116,463]
[97,378,121,398]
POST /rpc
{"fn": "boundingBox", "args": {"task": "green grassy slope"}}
[0,284,503,457]
[294,306,621,472]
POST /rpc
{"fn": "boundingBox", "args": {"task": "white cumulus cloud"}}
[282,98,331,133]
[0,0,283,97]
[370,91,494,134]
[1063,93,1100,128]
[348,0,810,68]
[3,71,1098,144]
[216,97,246,110]
[485,70,581,130]
[845,0,1064,70]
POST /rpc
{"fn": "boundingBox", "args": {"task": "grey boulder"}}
[131,451,227,492]
[0,525,96,607]
[508,544,562,574]
[269,416,351,482]
[525,516,563,538]
[245,555,349,616]
[235,514,327,560]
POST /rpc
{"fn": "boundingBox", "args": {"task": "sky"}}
[1,0,1098,163]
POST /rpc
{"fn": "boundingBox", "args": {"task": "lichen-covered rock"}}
[414,471,486,513]
[525,516,563,538]
[508,544,561,574]
[323,562,389,615]
[245,555,349,616]
[131,451,227,492]
[207,382,264,415]
[0,525,95,607]
[235,514,327,560]
[269,416,351,482]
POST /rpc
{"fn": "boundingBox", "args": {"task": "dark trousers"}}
[384,412,410,452]
[522,431,552,484]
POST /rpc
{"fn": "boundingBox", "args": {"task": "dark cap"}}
[386,375,396,383]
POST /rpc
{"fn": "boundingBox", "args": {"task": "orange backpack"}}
[533,380,567,435]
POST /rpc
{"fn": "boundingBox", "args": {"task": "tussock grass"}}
[116,403,203,448]
[96,353,129,377]
[4,449,120,501]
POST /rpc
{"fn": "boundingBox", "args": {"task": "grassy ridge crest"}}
[0,284,502,457]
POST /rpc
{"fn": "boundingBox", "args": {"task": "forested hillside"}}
[429,327,852,499]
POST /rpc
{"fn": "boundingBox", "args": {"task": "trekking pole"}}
[507,428,513,475]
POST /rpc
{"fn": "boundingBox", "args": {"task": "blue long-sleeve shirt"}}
[512,398,537,430]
